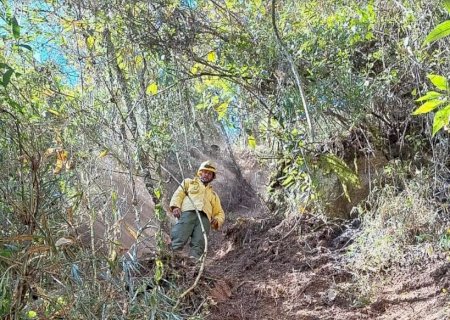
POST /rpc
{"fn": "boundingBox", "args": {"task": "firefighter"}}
[169,160,225,260]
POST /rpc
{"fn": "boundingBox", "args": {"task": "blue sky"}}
[0,1,79,86]
[30,2,79,86]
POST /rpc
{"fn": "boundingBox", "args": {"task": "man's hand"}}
[172,207,181,219]
[211,218,219,230]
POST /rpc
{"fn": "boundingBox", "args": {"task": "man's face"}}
[199,169,214,184]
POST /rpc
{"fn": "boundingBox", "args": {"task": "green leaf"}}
[320,153,360,187]
[415,91,443,102]
[195,102,206,110]
[146,82,158,95]
[155,204,165,220]
[248,135,256,149]
[207,51,217,62]
[412,99,446,115]
[2,68,13,87]
[47,109,60,116]
[116,53,126,70]
[154,187,161,200]
[6,98,23,112]
[86,36,95,50]
[0,247,13,258]
[282,174,295,187]
[6,98,24,113]
[154,259,164,282]
[11,16,20,39]
[215,102,228,120]
[18,44,32,51]
[190,63,202,75]
[444,0,450,13]
[98,149,109,158]
[211,95,220,105]
[428,74,448,90]
[432,104,450,136]
[423,20,450,45]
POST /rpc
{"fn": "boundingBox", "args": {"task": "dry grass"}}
[344,165,449,303]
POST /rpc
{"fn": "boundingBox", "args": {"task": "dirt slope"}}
[194,214,450,320]
[162,150,449,319]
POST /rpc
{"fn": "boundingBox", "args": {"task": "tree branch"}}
[271,0,314,141]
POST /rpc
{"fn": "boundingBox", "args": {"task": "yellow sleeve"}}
[212,192,225,228]
[169,179,190,210]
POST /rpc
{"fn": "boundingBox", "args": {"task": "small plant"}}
[439,231,450,250]
[412,74,450,136]
[346,169,441,300]
[412,0,450,135]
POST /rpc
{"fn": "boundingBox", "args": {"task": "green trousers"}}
[171,210,211,259]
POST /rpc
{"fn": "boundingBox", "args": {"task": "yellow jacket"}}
[169,177,225,228]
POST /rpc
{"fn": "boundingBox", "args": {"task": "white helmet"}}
[198,160,217,175]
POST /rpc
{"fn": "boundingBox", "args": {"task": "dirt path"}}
[198,215,450,320]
